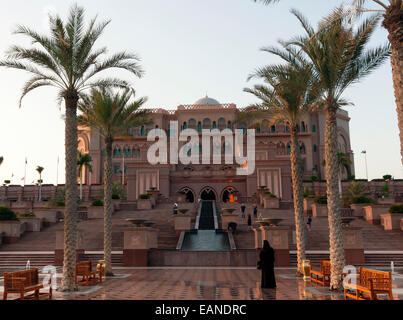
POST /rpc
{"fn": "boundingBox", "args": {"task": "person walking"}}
[241,202,246,219]
[258,240,276,289]
[173,202,178,215]
[253,204,258,218]
[247,213,252,230]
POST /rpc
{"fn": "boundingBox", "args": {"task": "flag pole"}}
[122,152,125,186]
[23,157,27,186]
[56,156,59,186]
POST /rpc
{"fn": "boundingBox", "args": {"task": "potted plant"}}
[87,199,104,219]
[18,212,42,232]
[312,194,328,217]
[378,175,394,204]
[380,203,403,231]
[0,206,24,243]
[263,191,280,209]
[137,194,152,210]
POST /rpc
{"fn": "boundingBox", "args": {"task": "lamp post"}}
[361,151,368,181]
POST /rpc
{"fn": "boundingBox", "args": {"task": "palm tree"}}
[77,151,93,200]
[36,166,44,201]
[323,152,352,197]
[242,58,320,276]
[254,0,403,164]
[271,10,390,290]
[0,5,144,291]
[78,88,150,276]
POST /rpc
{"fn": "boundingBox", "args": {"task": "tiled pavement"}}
[1,267,402,300]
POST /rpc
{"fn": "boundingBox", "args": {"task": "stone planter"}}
[258,226,290,267]
[363,205,390,225]
[350,203,370,218]
[33,209,62,224]
[123,227,159,266]
[0,221,26,243]
[377,198,394,205]
[87,206,104,219]
[174,215,192,232]
[343,226,364,265]
[19,217,42,232]
[137,199,152,210]
[264,197,280,209]
[312,204,328,217]
[303,198,314,212]
[380,213,403,231]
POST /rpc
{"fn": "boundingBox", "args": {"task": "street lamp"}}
[361,150,368,181]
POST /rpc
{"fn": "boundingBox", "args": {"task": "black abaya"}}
[259,247,276,288]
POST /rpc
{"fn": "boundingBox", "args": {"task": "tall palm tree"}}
[78,88,150,276]
[323,152,353,196]
[242,58,320,276]
[36,166,44,201]
[272,10,390,290]
[254,0,403,164]
[0,5,144,291]
[77,151,92,200]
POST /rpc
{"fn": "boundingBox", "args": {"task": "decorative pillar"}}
[259,226,290,267]
[343,226,364,265]
[253,227,262,249]
[54,229,84,266]
[123,227,158,267]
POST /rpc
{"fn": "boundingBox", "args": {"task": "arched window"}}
[227,121,232,129]
[132,145,141,159]
[301,121,306,132]
[203,118,211,129]
[183,122,187,130]
[270,125,276,133]
[261,120,269,133]
[124,145,131,158]
[287,143,291,155]
[197,122,202,132]
[218,118,226,130]
[313,144,317,153]
[113,146,122,158]
[300,143,306,154]
[155,125,159,137]
[141,126,145,136]
[212,121,217,129]
[188,119,197,130]
[285,123,290,133]
[312,125,316,133]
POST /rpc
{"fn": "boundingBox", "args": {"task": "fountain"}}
[222,208,236,215]
[258,218,284,227]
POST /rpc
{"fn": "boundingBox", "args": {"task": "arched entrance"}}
[200,187,217,201]
[178,187,195,203]
[221,186,238,203]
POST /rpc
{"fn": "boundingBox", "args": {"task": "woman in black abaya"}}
[259,240,276,288]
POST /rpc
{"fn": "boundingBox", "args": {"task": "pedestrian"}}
[241,202,246,219]
[257,240,276,289]
[258,213,264,222]
[307,214,312,231]
[253,204,258,218]
[247,213,252,230]
[173,202,178,215]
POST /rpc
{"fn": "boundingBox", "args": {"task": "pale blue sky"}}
[0,0,401,185]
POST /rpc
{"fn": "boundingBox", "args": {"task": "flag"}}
[25,157,27,164]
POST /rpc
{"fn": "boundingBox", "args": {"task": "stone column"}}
[253,227,262,249]
[54,229,84,266]
[343,226,364,265]
[260,226,290,267]
[123,227,158,267]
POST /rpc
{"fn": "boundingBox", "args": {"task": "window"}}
[212,121,217,129]
[141,126,145,136]
[113,146,122,158]
[203,118,211,129]
[227,121,232,129]
[198,122,202,132]
[313,145,317,152]
[300,143,306,154]
[124,146,131,158]
[132,145,141,159]
[183,122,187,130]
[285,123,290,133]
[218,118,226,130]
[287,143,291,155]
[312,125,316,133]
[301,122,306,132]
[261,120,269,133]
[188,119,196,130]
[270,125,276,133]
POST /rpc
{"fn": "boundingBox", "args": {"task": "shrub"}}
[351,195,372,204]
[92,199,103,206]
[55,201,65,207]
[112,194,120,200]
[314,194,327,205]
[389,203,403,214]
[139,194,150,200]
[383,174,392,181]
[303,187,315,198]
[268,193,277,199]
[52,188,65,207]
[348,175,356,181]
[19,212,35,217]
[0,206,19,221]
[310,175,318,182]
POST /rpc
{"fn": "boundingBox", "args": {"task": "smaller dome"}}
[194,95,220,106]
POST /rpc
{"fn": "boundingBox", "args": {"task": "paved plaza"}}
[1,267,402,300]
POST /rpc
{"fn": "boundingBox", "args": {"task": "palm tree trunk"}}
[325,105,345,291]
[80,169,83,201]
[104,140,114,276]
[383,3,403,165]
[60,92,79,292]
[290,126,306,276]
[39,174,42,202]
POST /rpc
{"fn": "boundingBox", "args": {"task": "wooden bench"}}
[75,260,103,286]
[310,260,331,286]
[344,267,393,300]
[3,268,52,300]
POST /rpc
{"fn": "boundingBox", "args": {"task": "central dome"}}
[194,95,220,106]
